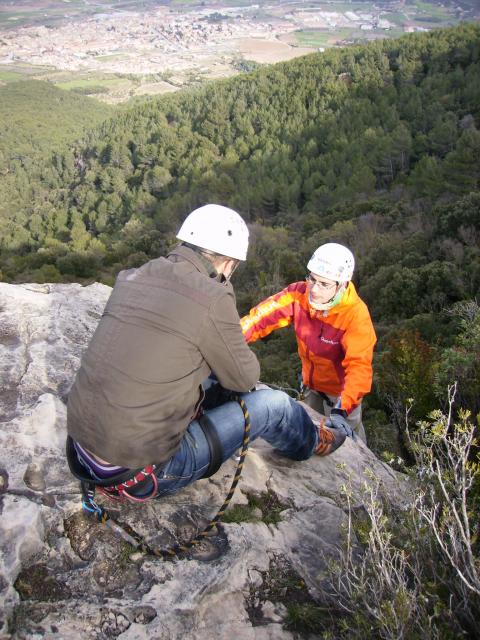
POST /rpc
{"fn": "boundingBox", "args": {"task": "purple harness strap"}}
[73,442,127,479]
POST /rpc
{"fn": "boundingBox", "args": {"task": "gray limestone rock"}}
[0,282,408,639]
[23,463,46,492]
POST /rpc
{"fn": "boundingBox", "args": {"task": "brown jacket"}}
[67,245,260,467]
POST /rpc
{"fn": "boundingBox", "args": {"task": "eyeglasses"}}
[306,274,337,290]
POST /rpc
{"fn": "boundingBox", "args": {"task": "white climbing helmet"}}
[307,243,355,282]
[176,204,249,261]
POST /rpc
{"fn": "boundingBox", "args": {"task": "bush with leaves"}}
[374,329,438,455]
[317,385,479,639]
[435,301,480,416]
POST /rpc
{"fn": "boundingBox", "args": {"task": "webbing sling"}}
[319,391,335,408]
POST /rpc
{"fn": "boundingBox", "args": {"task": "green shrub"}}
[318,386,480,638]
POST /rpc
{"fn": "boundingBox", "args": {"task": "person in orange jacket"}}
[241,243,376,442]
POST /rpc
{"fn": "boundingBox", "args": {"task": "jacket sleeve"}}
[199,288,260,392]
[339,304,377,414]
[240,285,298,343]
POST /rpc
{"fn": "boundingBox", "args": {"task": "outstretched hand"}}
[326,412,358,442]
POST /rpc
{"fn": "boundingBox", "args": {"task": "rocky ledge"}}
[0,283,405,639]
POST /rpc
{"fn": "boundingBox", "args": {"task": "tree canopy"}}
[0,23,479,429]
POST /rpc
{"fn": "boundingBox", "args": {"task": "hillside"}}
[0,23,479,435]
[0,80,114,162]
[0,80,114,230]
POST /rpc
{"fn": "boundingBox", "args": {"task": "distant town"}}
[0,1,477,101]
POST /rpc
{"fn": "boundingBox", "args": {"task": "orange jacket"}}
[241,281,376,414]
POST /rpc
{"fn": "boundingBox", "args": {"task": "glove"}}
[326,409,358,442]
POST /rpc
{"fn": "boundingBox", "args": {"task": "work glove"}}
[326,409,358,442]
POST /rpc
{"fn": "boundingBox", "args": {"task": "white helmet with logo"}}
[176,204,249,261]
[307,243,355,282]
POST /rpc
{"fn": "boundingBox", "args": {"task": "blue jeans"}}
[147,388,317,498]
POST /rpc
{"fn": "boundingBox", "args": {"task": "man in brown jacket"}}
[67,205,347,499]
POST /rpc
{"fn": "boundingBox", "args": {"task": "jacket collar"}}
[308,281,359,319]
[167,244,218,278]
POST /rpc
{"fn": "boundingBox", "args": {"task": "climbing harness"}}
[66,438,159,504]
[198,412,224,479]
[296,379,334,407]
[66,396,252,560]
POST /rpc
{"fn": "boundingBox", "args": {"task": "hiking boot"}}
[314,419,346,456]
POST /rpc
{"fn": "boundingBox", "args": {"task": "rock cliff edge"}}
[0,282,404,639]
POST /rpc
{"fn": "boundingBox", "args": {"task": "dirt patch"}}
[232,37,315,64]
[134,81,180,97]
[245,553,336,635]
[14,563,71,602]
